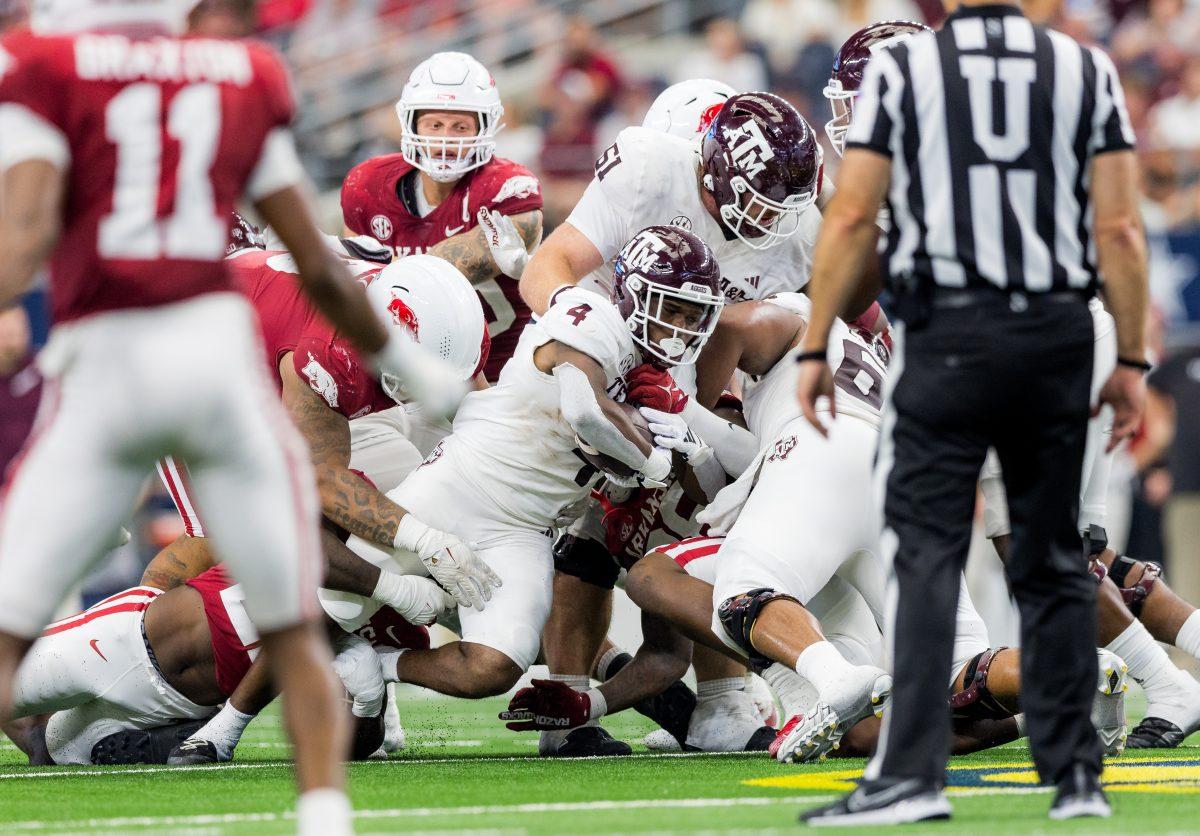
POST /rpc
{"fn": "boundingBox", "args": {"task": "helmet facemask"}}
[823,79,855,157]
[622,274,723,366]
[709,167,819,252]
[398,105,503,183]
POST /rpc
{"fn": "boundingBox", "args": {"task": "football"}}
[575,401,656,480]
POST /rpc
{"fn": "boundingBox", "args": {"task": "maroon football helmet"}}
[700,92,823,251]
[227,212,264,257]
[612,225,723,366]
[824,20,931,156]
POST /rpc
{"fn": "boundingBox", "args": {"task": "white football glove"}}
[372,571,456,626]
[477,207,532,278]
[554,493,593,530]
[639,407,713,466]
[373,334,468,422]
[605,446,672,490]
[393,515,502,611]
[332,633,386,718]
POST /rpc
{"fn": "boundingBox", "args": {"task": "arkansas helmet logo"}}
[301,354,339,408]
[387,293,420,339]
[370,214,393,241]
[697,102,723,135]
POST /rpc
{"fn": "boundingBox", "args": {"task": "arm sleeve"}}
[555,362,651,472]
[844,49,902,158]
[1089,47,1136,155]
[978,450,1011,539]
[680,399,760,478]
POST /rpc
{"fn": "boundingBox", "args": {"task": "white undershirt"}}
[410,172,436,218]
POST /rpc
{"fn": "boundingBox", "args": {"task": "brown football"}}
[575,401,657,480]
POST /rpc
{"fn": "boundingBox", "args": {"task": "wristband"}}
[795,349,828,364]
[1117,356,1152,372]
[586,687,608,721]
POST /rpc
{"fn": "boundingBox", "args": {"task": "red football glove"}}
[626,363,689,414]
[499,679,596,731]
[598,485,669,564]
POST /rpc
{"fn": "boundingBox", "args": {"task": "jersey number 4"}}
[566,303,592,326]
[99,83,227,261]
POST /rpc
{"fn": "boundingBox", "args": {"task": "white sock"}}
[379,649,407,683]
[297,788,352,836]
[1175,610,1200,661]
[696,677,745,699]
[1106,620,1199,725]
[793,640,856,696]
[594,646,627,681]
[198,702,254,760]
[548,673,590,691]
[762,663,816,719]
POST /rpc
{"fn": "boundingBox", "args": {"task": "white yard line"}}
[1,796,837,831]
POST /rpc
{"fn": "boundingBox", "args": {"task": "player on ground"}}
[352,226,724,702]
[341,51,543,380]
[528,90,825,755]
[0,3,458,828]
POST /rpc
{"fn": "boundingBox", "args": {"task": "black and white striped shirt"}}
[847,3,1135,293]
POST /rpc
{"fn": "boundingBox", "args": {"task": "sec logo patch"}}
[670,215,692,231]
[370,214,393,241]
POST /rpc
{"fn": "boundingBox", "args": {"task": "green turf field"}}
[3,688,1199,834]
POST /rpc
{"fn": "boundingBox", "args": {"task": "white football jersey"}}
[445,287,640,529]
[741,293,890,443]
[568,127,821,305]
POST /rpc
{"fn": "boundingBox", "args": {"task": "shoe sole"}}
[778,675,892,764]
[1049,798,1112,820]
[804,795,952,827]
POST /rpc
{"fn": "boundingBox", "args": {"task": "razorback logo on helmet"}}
[387,294,420,339]
[697,102,723,134]
[370,214,394,241]
[722,119,775,179]
[492,175,540,204]
[301,354,339,408]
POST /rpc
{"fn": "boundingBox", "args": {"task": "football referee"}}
[795,0,1149,826]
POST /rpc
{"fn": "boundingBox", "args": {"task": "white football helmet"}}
[30,0,199,33]
[364,255,488,403]
[642,79,737,140]
[397,52,505,183]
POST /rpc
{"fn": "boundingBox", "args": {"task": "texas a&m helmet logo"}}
[370,214,394,241]
[722,119,775,180]
[618,229,668,274]
[387,292,420,339]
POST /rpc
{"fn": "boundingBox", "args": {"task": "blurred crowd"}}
[3,0,1200,612]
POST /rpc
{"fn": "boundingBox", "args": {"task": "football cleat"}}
[1048,764,1111,820]
[1092,649,1129,756]
[166,737,223,766]
[774,667,891,764]
[745,726,778,752]
[1126,716,1191,749]
[685,689,775,753]
[642,728,683,751]
[543,726,632,757]
[91,719,207,765]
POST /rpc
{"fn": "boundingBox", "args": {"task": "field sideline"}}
[3,689,1200,834]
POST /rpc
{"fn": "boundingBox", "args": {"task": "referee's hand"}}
[796,358,836,438]
[1096,365,1146,452]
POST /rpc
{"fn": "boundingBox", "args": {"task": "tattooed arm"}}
[428,210,543,286]
[280,354,410,548]
[140,535,218,590]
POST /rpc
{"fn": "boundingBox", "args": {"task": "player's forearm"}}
[320,528,383,596]
[0,161,63,307]
[596,615,691,715]
[680,400,759,478]
[429,226,496,286]
[317,464,407,548]
[521,245,576,316]
[1097,222,1149,361]
[556,363,652,471]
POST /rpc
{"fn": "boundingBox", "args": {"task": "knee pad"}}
[553,534,620,591]
[715,587,800,669]
[949,647,1013,721]
[1108,556,1162,617]
[1082,524,1109,560]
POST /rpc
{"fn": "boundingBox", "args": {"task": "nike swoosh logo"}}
[445,224,465,237]
[846,779,925,812]
[89,638,108,662]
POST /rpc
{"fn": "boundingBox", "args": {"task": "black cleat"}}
[551,726,632,757]
[1126,716,1189,749]
[91,719,207,765]
[745,725,777,752]
[1048,763,1111,820]
[166,737,222,766]
[799,778,950,827]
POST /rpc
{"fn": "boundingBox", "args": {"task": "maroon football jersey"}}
[230,249,394,420]
[0,30,298,324]
[340,154,541,380]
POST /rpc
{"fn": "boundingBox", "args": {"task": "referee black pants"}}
[871,292,1102,787]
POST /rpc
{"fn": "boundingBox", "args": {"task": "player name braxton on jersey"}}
[432,287,638,530]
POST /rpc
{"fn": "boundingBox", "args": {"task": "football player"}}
[341,51,544,380]
[352,226,724,702]
[0,3,449,828]
[531,90,825,756]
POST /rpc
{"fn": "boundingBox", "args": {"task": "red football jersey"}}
[230,249,393,420]
[340,154,541,380]
[0,30,297,324]
[186,564,256,699]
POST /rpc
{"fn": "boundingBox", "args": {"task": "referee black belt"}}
[931,288,1090,310]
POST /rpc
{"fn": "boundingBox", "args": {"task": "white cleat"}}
[643,729,682,751]
[686,690,772,752]
[382,683,406,753]
[773,667,891,764]
[1093,649,1129,757]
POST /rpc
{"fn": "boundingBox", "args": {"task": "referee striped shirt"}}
[846,3,1135,293]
